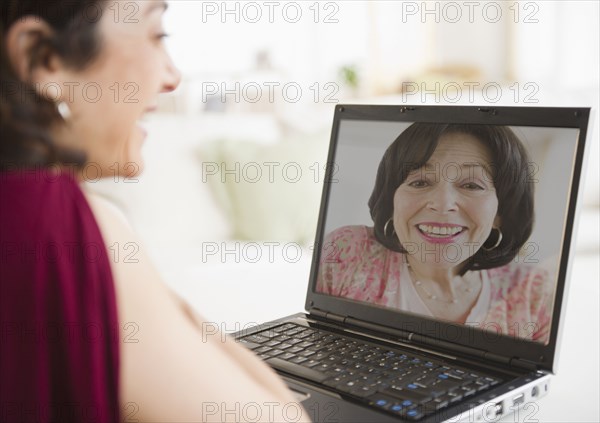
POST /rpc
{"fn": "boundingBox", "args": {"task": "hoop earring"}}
[383,218,395,238]
[483,227,503,251]
[56,101,72,121]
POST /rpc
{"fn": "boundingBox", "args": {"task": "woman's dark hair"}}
[368,123,534,274]
[1,0,107,170]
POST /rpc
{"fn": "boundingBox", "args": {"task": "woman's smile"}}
[415,222,466,244]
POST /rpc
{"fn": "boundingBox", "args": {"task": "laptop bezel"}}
[304,104,591,373]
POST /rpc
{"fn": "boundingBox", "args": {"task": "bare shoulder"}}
[79,184,176,301]
[80,187,135,238]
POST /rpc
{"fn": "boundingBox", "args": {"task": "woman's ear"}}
[5,16,67,97]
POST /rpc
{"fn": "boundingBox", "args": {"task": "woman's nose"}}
[427,183,458,213]
[161,56,181,93]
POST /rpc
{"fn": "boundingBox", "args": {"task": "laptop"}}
[233,105,592,422]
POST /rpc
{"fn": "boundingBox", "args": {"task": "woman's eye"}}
[462,182,484,190]
[155,32,170,41]
[408,180,429,188]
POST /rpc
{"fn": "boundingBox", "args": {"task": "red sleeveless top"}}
[1,168,120,423]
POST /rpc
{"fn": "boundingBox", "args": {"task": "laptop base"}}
[233,313,550,422]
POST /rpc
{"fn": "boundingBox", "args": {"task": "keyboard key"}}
[389,403,405,413]
[416,374,439,387]
[279,352,296,360]
[474,380,490,391]
[314,352,331,360]
[382,386,432,404]
[284,327,305,336]
[433,377,462,389]
[336,378,365,393]
[447,372,464,381]
[367,393,397,410]
[350,384,378,397]
[237,339,260,350]
[290,356,308,364]
[278,343,293,350]
[324,373,351,388]
[485,376,501,386]
[423,397,449,412]
[314,363,333,372]
[405,408,424,420]
[460,383,477,397]
[302,359,322,368]
[244,334,271,344]
[295,333,314,341]
[272,323,295,333]
[446,390,463,403]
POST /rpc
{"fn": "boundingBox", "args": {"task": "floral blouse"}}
[316,225,554,344]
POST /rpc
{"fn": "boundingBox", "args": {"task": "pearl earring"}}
[56,101,72,121]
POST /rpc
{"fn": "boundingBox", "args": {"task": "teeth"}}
[418,225,463,236]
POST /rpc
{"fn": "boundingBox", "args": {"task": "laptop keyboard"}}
[238,323,502,420]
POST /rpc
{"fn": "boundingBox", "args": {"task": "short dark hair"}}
[1,0,107,171]
[368,123,535,274]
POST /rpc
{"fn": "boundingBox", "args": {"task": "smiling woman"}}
[1,1,307,422]
[316,123,553,343]
[0,0,178,177]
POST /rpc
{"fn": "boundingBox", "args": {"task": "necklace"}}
[406,262,475,305]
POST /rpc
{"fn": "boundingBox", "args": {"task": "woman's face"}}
[51,1,180,177]
[392,132,500,269]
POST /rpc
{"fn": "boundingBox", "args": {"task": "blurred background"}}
[87,2,598,419]
[136,0,599,253]
[108,0,599,261]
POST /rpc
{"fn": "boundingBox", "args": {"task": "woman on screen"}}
[316,123,553,344]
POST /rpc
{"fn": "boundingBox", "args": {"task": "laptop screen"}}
[313,115,581,347]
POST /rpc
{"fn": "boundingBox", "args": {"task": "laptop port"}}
[512,393,525,407]
[531,386,539,397]
[485,402,503,420]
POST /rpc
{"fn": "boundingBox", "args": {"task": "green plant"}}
[340,65,359,89]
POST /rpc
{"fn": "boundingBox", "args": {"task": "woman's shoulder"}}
[1,168,121,422]
[486,261,550,282]
[485,260,552,298]
[0,167,117,289]
[1,168,97,240]
[319,224,395,269]
[321,225,373,256]
[323,225,373,244]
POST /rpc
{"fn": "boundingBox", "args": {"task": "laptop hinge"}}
[509,357,539,372]
[309,308,346,323]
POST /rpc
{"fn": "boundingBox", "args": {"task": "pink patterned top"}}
[316,226,554,344]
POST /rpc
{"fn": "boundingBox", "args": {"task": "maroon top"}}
[1,169,120,423]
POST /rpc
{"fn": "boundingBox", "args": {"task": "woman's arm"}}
[83,191,310,423]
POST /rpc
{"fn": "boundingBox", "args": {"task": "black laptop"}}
[233,105,592,422]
